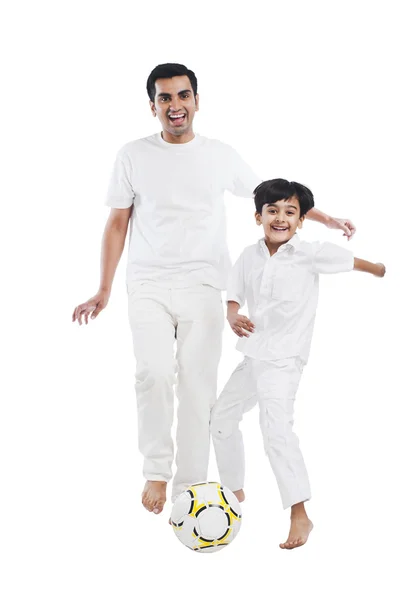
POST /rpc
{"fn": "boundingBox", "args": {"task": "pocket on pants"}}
[201,283,223,304]
[127,281,147,297]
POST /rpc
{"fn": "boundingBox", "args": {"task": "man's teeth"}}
[169,114,185,119]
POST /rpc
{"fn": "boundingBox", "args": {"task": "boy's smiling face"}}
[256,195,305,245]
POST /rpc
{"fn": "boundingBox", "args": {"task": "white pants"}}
[210,356,311,509]
[127,282,224,501]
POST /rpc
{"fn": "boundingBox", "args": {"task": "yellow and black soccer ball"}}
[171,482,242,552]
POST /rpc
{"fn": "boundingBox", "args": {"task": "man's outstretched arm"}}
[306,207,356,240]
[72,207,133,325]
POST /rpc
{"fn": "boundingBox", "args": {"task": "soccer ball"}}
[171,482,242,552]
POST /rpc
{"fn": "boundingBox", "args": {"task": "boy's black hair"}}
[146,63,198,102]
[254,178,314,217]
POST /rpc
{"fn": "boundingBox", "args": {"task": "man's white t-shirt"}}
[106,133,261,289]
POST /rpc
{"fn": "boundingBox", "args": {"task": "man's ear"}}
[195,93,200,112]
[149,100,156,117]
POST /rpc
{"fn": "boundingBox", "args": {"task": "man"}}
[72,63,356,516]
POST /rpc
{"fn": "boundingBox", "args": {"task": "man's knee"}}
[135,361,175,391]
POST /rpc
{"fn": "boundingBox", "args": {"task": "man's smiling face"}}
[150,75,199,138]
[256,195,304,244]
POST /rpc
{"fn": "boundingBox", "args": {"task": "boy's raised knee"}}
[210,419,234,440]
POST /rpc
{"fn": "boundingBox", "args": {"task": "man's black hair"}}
[254,178,315,217]
[146,63,198,102]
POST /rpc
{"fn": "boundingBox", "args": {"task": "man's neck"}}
[161,130,195,144]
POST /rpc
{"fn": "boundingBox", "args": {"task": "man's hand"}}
[327,217,356,240]
[227,313,255,338]
[72,289,110,325]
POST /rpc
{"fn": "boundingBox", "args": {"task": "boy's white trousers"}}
[127,282,224,502]
[210,356,311,509]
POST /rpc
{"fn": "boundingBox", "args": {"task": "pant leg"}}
[210,357,258,492]
[171,284,224,501]
[254,357,311,509]
[128,283,177,483]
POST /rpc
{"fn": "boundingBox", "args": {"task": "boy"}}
[210,179,385,550]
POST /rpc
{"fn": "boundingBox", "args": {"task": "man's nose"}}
[170,97,182,111]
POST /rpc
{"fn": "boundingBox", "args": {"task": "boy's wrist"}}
[324,214,333,227]
[227,300,240,316]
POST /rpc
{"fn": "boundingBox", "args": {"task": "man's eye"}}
[160,97,169,102]
[181,94,190,99]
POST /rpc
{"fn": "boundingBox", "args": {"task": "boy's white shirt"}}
[226,233,354,364]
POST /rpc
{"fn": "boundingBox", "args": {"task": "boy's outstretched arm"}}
[306,208,356,241]
[354,257,386,277]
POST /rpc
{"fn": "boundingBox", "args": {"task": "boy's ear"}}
[297,215,305,229]
[255,211,262,226]
[150,100,156,117]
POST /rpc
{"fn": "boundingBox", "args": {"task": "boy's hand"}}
[328,217,356,240]
[375,263,386,278]
[227,313,255,338]
[72,289,110,325]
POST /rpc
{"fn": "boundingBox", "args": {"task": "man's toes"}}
[152,501,165,514]
[141,494,153,512]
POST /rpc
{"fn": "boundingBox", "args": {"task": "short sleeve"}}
[312,241,354,274]
[105,149,135,208]
[226,251,246,306]
[225,146,262,198]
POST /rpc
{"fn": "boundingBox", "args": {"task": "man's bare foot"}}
[141,481,167,514]
[279,502,313,550]
[233,489,245,503]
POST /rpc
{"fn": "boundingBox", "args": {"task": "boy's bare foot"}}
[279,502,313,550]
[233,489,245,502]
[141,481,167,514]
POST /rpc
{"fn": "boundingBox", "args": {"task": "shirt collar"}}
[259,233,301,257]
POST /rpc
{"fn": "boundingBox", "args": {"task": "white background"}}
[1,1,405,598]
